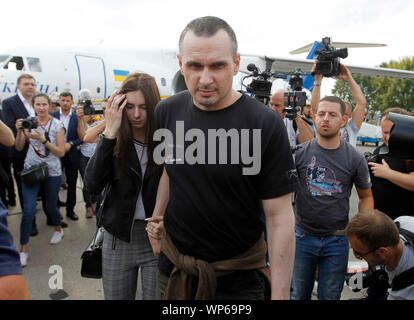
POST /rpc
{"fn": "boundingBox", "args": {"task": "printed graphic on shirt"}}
[306,156,343,196]
[340,127,350,143]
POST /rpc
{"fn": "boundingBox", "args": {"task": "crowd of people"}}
[0,15,413,301]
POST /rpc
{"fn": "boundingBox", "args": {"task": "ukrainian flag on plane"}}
[113,69,130,82]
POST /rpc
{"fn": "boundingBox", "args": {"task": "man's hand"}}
[146,216,164,257]
[335,63,353,83]
[369,159,393,180]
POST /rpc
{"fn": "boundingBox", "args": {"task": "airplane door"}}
[75,55,107,99]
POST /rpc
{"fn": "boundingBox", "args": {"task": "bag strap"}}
[392,266,414,292]
[91,183,111,246]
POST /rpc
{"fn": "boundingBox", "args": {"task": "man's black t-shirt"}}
[155,91,297,275]
[371,144,414,219]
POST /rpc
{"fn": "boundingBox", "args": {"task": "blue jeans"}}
[20,175,62,245]
[291,228,349,300]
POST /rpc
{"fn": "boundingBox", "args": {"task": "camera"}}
[313,37,348,78]
[283,69,308,121]
[243,63,274,105]
[346,265,389,299]
[78,88,103,115]
[21,116,37,130]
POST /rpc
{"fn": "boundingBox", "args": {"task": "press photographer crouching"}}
[366,108,414,219]
[346,210,414,300]
[15,93,66,267]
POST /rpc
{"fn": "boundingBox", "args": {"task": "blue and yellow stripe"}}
[113,69,130,82]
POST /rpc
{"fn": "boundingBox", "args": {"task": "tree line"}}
[332,56,414,118]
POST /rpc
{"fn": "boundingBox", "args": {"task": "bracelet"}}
[314,83,321,87]
[42,140,47,144]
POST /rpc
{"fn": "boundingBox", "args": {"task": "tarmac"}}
[4,143,377,300]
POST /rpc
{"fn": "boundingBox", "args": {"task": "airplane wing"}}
[289,42,387,55]
[240,54,414,80]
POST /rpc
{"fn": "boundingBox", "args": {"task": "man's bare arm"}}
[356,187,374,212]
[296,117,315,143]
[262,193,295,300]
[337,64,366,129]
[0,120,14,147]
[0,274,30,300]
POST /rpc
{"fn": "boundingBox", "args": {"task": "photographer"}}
[15,93,66,267]
[346,209,414,300]
[368,108,414,219]
[269,89,315,149]
[311,62,367,148]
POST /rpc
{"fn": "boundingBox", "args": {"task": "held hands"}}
[369,159,392,179]
[102,91,127,139]
[146,216,164,257]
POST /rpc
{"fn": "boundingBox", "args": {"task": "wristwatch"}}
[42,140,47,145]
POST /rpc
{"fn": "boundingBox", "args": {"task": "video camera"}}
[283,69,308,121]
[364,112,414,162]
[78,89,103,115]
[313,37,348,78]
[21,116,37,130]
[243,63,274,105]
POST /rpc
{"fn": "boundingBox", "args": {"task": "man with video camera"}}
[269,89,315,150]
[367,108,414,220]
[346,209,414,300]
[311,62,367,148]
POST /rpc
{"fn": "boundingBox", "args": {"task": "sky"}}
[2,0,414,96]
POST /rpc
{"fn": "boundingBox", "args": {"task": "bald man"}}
[269,90,315,150]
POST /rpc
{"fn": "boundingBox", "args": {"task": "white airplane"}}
[0,41,413,104]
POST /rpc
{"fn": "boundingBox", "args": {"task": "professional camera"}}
[243,63,274,105]
[21,116,37,130]
[283,69,308,121]
[313,37,348,78]
[346,265,389,299]
[78,89,103,115]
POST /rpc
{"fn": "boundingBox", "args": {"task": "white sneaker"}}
[50,230,64,244]
[20,252,28,267]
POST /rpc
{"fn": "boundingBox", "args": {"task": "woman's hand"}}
[102,91,127,139]
[25,129,45,142]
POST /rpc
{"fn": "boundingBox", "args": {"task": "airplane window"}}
[0,55,10,68]
[27,57,42,72]
[4,56,24,71]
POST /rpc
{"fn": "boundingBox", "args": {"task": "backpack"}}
[391,222,414,292]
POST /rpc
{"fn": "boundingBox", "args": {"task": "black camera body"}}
[244,63,274,105]
[80,99,103,115]
[21,116,37,130]
[284,70,308,120]
[346,265,390,299]
[314,37,348,78]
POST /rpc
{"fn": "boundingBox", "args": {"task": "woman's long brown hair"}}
[114,72,161,178]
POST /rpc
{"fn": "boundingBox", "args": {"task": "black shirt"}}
[155,91,297,274]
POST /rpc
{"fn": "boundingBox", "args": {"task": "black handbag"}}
[19,162,49,186]
[80,184,110,279]
[80,227,104,279]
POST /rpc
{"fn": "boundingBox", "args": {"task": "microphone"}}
[79,88,92,102]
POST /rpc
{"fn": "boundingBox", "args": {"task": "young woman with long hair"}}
[85,72,162,300]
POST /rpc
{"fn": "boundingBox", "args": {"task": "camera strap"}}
[25,118,53,158]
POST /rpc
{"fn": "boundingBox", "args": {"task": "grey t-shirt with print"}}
[24,117,64,177]
[295,139,371,236]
